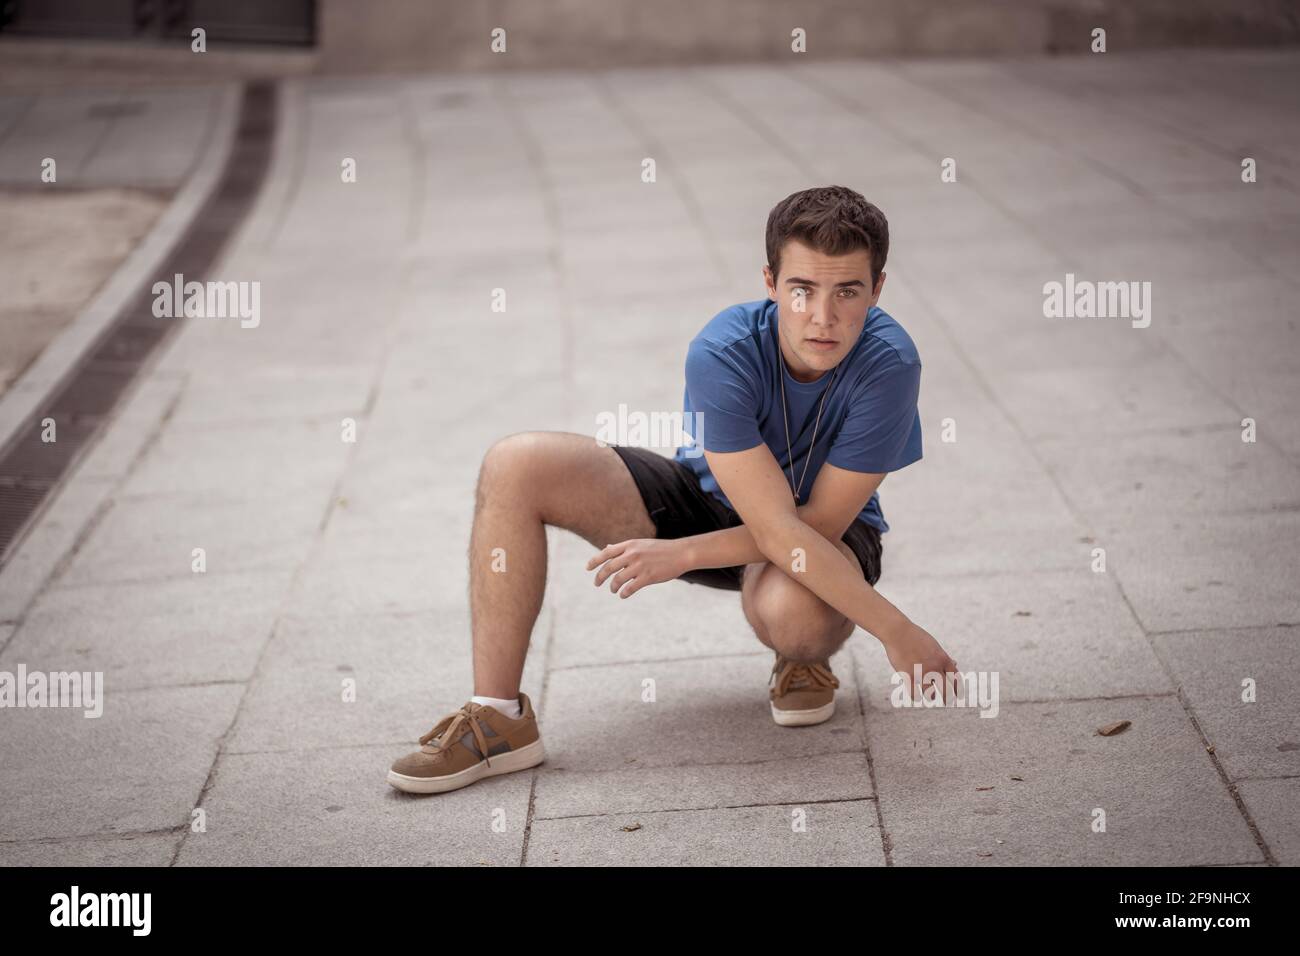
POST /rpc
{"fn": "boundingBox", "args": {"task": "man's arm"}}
[703,442,959,701]
[585,463,882,585]
[677,463,885,571]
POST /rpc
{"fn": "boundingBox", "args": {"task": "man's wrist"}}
[873,605,912,647]
[673,536,698,575]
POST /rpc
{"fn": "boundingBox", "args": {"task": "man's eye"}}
[837,288,857,297]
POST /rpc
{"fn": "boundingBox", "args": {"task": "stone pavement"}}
[0,49,1297,866]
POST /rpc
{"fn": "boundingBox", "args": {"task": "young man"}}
[387,185,958,795]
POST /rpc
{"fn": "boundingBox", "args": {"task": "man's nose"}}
[809,294,836,327]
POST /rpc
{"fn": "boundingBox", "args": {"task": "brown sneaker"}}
[768,654,840,726]
[387,693,545,794]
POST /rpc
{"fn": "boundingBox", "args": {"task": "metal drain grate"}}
[0,82,277,569]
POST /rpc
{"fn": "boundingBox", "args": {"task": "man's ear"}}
[870,270,887,306]
[762,264,777,299]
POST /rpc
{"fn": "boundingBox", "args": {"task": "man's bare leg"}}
[467,431,655,699]
[740,538,861,663]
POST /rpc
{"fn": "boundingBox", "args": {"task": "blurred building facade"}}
[0,0,1296,74]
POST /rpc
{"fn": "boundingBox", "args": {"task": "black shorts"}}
[610,444,883,592]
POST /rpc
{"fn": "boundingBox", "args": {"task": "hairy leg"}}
[740,538,861,664]
[468,432,655,698]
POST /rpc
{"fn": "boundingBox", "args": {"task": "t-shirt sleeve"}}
[683,340,764,453]
[826,359,923,473]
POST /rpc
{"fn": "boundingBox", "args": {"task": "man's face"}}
[763,238,884,383]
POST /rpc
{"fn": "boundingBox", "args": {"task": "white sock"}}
[470,694,521,719]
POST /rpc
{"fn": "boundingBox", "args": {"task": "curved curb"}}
[0,83,241,452]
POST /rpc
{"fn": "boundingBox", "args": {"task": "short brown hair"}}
[765,185,889,288]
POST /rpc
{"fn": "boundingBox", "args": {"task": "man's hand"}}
[587,538,690,598]
[882,619,960,704]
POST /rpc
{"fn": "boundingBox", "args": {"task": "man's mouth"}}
[807,337,838,351]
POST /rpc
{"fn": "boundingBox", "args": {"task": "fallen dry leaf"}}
[620,822,642,832]
[975,786,995,791]
[1097,720,1132,737]
[1010,775,1024,781]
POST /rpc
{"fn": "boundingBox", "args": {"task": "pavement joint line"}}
[1162,685,1279,865]
[1149,622,1300,637]
[531,795,878,824]
[76,90,127,179]
[212,742,877,769]
[395,84,426,245]
[532,745,875,778]
[0,827,185,847]
[220,740,414,757]
[521,604,558,867]
[1029,421,1248,441]
[0,495,116,658]
[1193,861,1277,868]
[546,649,770,671]
[865,691,1182,708]
[854,660,895,866]
[0,93,35,149]
[315,263,436,544]
[94,678,250,695]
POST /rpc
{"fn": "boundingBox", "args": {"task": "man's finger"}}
[594,556,628,587]
[586,542,625,571]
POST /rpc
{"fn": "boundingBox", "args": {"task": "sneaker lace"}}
[771,656,839,697]
[418,703,496,768]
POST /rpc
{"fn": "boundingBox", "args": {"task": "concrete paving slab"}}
[851,569,1171,709]
[122,419,351,501]
[223,608,546,754]
[1152,626,1300,781]
[2,571,292,690]
[174,744,533,866]
[526,800,884,866]
[0,683,243,841]
[56,491,323,587]
[866,697,1262,866]
[1105,513,1300,633]
[540,653,862,774]
[545,533,763,669]
[1036,427,1300,535]
[1235,778,1300,865]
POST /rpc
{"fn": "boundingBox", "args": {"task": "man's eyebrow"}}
[784,277,866,288]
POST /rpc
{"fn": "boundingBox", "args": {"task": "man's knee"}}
[477,431,550,506]
[745,564,853,662]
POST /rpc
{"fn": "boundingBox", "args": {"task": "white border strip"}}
[0,82,242,453]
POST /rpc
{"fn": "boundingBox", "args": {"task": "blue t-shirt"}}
[672,298,922,534]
